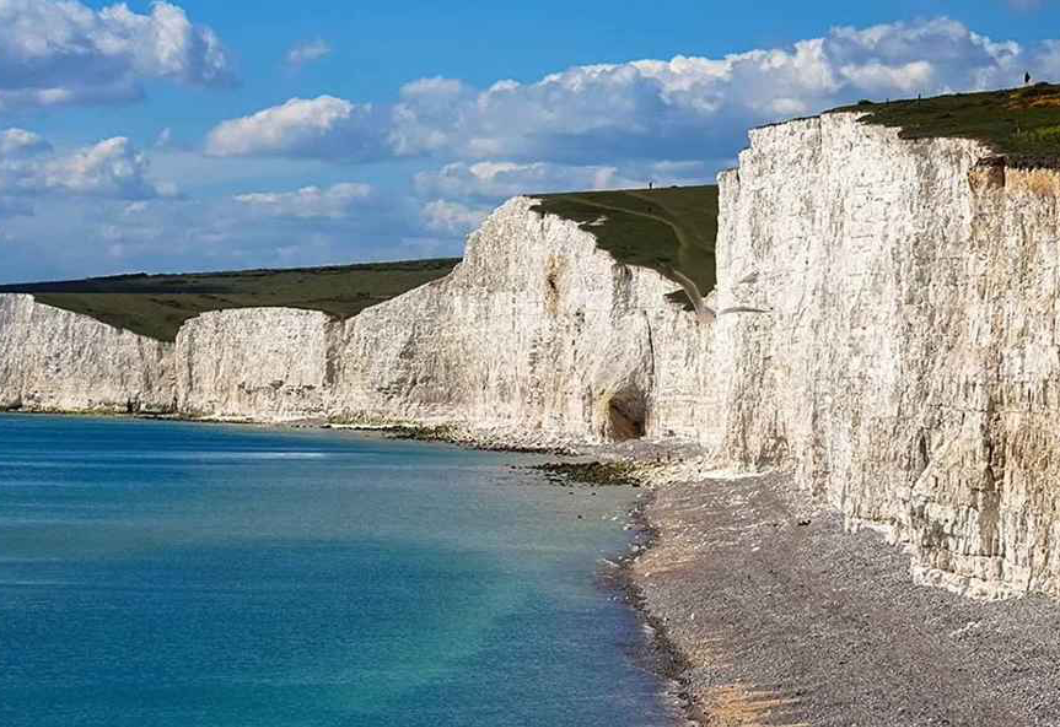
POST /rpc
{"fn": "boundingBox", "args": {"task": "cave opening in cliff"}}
[606,387,647,442]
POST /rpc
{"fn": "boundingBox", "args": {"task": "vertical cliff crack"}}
[643,311,657,388]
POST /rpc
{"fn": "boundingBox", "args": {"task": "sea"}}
[0,414,673,726]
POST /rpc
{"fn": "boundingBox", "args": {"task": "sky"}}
[2,0,1060,282]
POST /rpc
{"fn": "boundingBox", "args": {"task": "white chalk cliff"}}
[710,114,1060,600]
[0,294,174,413]
[2,111,1060,600]
[328,198,713,444]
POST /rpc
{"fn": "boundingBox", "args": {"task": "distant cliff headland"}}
[6,84,1060,601]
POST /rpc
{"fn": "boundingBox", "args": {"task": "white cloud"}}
[0,133,177,210]
[415,159,715,205]
[285,39,331,69]
[838,60,936,94]
[205,96,389,160]
[387,77,476,156]
[421,199,489,235]
[37,138,175,199]
[234,182,373,219]
[0,0,233,111]
[415,161,638,200]
[205,18,1060,168]
[0,128,51,156]
[123,201,149,216]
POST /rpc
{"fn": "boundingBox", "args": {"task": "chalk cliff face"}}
[711,113,1060,599]
[0,202,713,440]
[3,111,1060,600]
[330,197,714,445]
[175,308,342,422]
[0,294,174,413]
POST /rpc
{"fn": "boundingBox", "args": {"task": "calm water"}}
[0,415,671,727]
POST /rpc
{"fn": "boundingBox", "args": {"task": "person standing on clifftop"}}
[1026,71,1032,85]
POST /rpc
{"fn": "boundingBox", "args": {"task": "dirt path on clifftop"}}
[633,473,1060,727]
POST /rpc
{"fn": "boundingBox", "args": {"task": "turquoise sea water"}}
[0,415,671,726]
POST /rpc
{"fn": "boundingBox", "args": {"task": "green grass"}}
[0,259,460,342]
[530,185,719,303]
[833,83,1060,158]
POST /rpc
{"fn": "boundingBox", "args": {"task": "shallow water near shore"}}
[0,414,673,727]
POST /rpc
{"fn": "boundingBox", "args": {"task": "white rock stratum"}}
[0,293,174,413]
[709,115,1060,600]
[2,111,1060,600]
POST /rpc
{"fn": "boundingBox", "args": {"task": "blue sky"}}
[1,0,1059,282]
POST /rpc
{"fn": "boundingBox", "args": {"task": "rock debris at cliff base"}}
[633,472,1060,727]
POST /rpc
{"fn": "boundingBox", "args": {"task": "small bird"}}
[665,266,771,325]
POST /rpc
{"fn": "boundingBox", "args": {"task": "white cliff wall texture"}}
[0,294,175,413]
[175,308,342,422]
[331,197,714,444]
[711,112,1060,598]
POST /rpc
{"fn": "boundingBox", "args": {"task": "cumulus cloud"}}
[285,39,331,69]
[414,159,714,200]
[205,18,1060,169]
[38,137,177,199]
[234,182,373,219]
[0,128,51,156]
[415,161,641,200]
[0,132,177,211]
[205,96,389,160]
[388,77,477,156]
[420,199,490,235]
[0,0,233,111]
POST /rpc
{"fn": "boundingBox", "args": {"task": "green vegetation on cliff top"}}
[530,185,719,303]
[834,83,1060,158]
[0,259,460,342]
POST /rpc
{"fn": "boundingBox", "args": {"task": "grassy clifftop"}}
[531,185,719,302]
[0,259,460,342]
[834,82,1060,158]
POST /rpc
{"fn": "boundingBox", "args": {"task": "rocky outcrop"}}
[0,294,174,413]
[4,111,1060,600]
